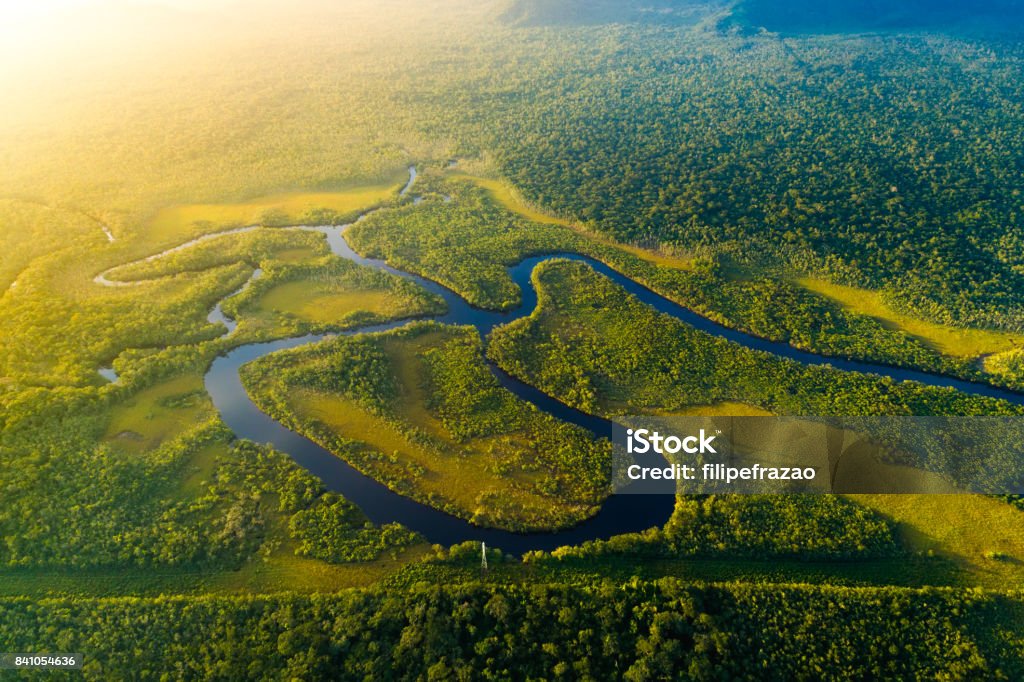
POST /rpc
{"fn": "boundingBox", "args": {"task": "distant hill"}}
[729,0,1024,35]
[501,0,1024,34]
[499,0,727,27]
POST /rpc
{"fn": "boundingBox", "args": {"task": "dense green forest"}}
[530,495,901,562]
[3,0,1024,677]
[1,581,1021,680]
[472,33,1024,331]
[0,399,418,570]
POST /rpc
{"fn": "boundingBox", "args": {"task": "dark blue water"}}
[205,170,1024,554]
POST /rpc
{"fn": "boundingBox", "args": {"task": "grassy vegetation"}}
[535,495,901,561]
[984,348,1024,387]
[4,0,1024,387]
[257,283,395,322]
[390,545,964,590]
[101,373,210,454]
[0,521,432,599]
[0,362,422,570]
[479,28,1024,334]
[223,255,445,339]
[348,170,588,310]
[241,322,609,531]
[0,2,438,389]
[146,179,404,246]
[0,215,441,393]
[0,546,432,600]
[101,228,330,283]
[800,277,1022,358]
[523,494,1024,589]
[0,185,442,589]
[1,247,248,386]
[850,495,1024,589]
[656,402,774,417]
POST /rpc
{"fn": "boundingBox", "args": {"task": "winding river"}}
[101,167,1024,553]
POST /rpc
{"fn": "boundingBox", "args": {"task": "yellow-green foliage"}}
[0,370,421,572]
[4,0,1024,643]
[800,277,1022,358]
[103,229,330,283]
[664,402,774,417]
[257,284,396,322]
[0,250,250,387]
[0,2,452,390]
[145,180,404,247]
[348,172,590,309]
[224,255,445,338]
[489,259,1022,419]
[984,347,1024,384]
[0,3,448,238]
[349,169,968,380]
[850,494,1024,589]
[0,209,441,388]
[0,199,107,291]
[543,495,900,561]
[102,374,210,454]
